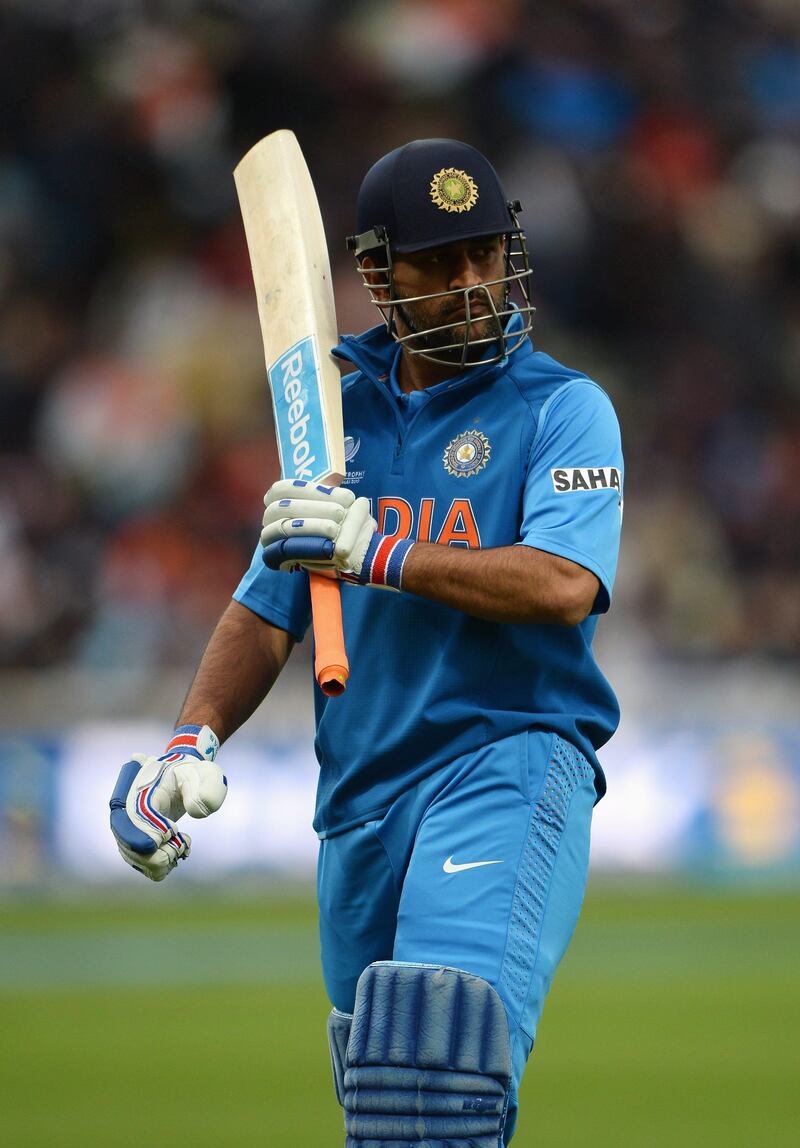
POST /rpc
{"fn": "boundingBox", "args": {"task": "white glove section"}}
[261,479,377,577]
[110,731,227,882]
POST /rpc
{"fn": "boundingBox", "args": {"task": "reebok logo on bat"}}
[551,467,621,493]
[269,336,333,483]
[280,350,317,479]
[443,856,503,874]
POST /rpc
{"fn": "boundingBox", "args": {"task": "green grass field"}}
[1,881,798,1147]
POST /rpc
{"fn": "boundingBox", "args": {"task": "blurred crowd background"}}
[1,0,800,886]
[2,12,798,1143]
[3,0,800,677]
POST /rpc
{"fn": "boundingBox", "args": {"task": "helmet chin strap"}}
[393,300,421,336]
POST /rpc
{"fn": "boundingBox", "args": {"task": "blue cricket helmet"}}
[347,138,534,370]
[351,138,519,254]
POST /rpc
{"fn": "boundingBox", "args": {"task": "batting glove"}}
[109,724,227,882]
[261,479,415,590]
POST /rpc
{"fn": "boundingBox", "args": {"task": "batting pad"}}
[343,961,511,1147]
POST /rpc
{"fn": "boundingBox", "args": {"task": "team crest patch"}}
[430,168,479,213]
[443,430,491,477]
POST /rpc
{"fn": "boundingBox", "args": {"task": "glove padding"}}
[261,479,377,578]
[110,724,227,882]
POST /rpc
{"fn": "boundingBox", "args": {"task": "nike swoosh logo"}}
[443,856,504,874]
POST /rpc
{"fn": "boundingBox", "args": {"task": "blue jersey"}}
[234,316,624,837]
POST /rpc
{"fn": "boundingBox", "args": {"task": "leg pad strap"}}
[327,1007,353,1107]
[342,961,511,1147]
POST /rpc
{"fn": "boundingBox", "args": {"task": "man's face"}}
[388,236,508,362]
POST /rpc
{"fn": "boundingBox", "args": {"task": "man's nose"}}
[448,255,483,290]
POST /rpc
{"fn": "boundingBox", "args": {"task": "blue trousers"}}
[317,729,597,1143]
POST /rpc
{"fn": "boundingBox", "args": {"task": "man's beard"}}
[395,286,506,363]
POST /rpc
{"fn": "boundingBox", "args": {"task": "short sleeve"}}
[232,543,312,641]
[520,381,623,614]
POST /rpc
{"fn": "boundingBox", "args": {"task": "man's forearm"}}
[176,599,294,742]
[400,542,598,625]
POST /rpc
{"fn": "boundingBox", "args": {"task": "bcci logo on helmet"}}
[443,430,491,477]
[430,167,479,214]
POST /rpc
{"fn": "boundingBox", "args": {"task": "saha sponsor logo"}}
[551,467,621,493]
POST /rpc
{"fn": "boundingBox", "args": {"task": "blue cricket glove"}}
[109,724,227,882]
[260,479,415,590]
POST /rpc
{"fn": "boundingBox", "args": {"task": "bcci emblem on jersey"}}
[443,430,492,477]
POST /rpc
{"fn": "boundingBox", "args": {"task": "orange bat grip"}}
[309,573,349,696]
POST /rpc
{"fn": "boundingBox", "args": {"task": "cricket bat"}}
[234,129,348,696]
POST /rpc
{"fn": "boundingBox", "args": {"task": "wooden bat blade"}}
[234,129,348,695]
[234,129,345,486]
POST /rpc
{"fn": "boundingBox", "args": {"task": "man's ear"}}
[361,256,389,301]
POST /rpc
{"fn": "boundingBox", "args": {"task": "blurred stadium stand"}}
[1,0,799,884]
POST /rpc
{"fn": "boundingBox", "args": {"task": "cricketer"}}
[110,138,624,1146]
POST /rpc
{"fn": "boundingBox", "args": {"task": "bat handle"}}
[309,574,349,696]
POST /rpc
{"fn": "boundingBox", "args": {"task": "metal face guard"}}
[347,209,535,369]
